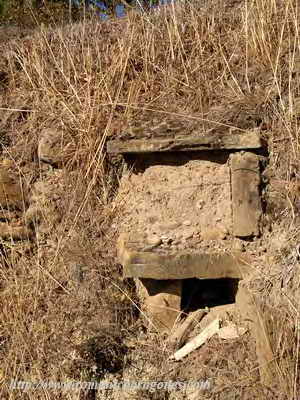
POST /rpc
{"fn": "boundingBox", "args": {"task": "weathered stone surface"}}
[107,131,261,154]
[236,286,280,386]
[230,152,262,237]
[38,128,66,165]
[118,233,249,280]
[0,169,26,210]
[136,278,182,332]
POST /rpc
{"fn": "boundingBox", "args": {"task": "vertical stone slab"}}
[135,278,182,333]
[236,286,280,386]
[230,152,261,237]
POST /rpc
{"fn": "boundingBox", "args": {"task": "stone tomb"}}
[108,129,263,332]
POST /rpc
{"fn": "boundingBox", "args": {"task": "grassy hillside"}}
[0,0,82,28]
[0,0,299,399]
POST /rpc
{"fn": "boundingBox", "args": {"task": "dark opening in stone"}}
[181,278,240,312]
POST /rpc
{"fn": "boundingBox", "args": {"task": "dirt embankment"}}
[0,1,299,399]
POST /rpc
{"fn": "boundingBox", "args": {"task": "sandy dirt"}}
[116,157,232,253]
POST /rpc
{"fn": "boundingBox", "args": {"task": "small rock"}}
[201,228,227,241]
[218,323,247,339]
[38,127,69,166]
[183,220,191,226]
[172,239,181,245]
[181,228,194,240]
[162,237,173,245]
[260,246,267,253]
[160,234,168,239]
[196,200,204,209]
[146,236,162,247]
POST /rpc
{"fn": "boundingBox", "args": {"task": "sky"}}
[70,0,174,20]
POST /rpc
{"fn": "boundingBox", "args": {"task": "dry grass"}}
[0,0,299,398]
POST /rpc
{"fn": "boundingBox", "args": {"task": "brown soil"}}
[116,155,232,253]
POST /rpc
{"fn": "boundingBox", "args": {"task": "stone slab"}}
[236,286,280,386]
[230,152,262,237]
[107,131,262,154]
[118,233,249,280]
[136,278,182,333]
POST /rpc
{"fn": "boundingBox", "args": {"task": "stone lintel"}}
[118,234,249,280]
[230,152,262,237]
[107,131,261,154]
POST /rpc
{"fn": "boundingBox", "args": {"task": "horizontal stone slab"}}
[118,234,249,280]
[107,130,262,154]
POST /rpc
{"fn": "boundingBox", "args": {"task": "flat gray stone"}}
[118,233,249,280]
[107,130,262,154]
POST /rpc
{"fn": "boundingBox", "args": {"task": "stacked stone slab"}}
[108,128,263,332]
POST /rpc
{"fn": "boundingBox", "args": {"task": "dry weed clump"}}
[0,0,299,398]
